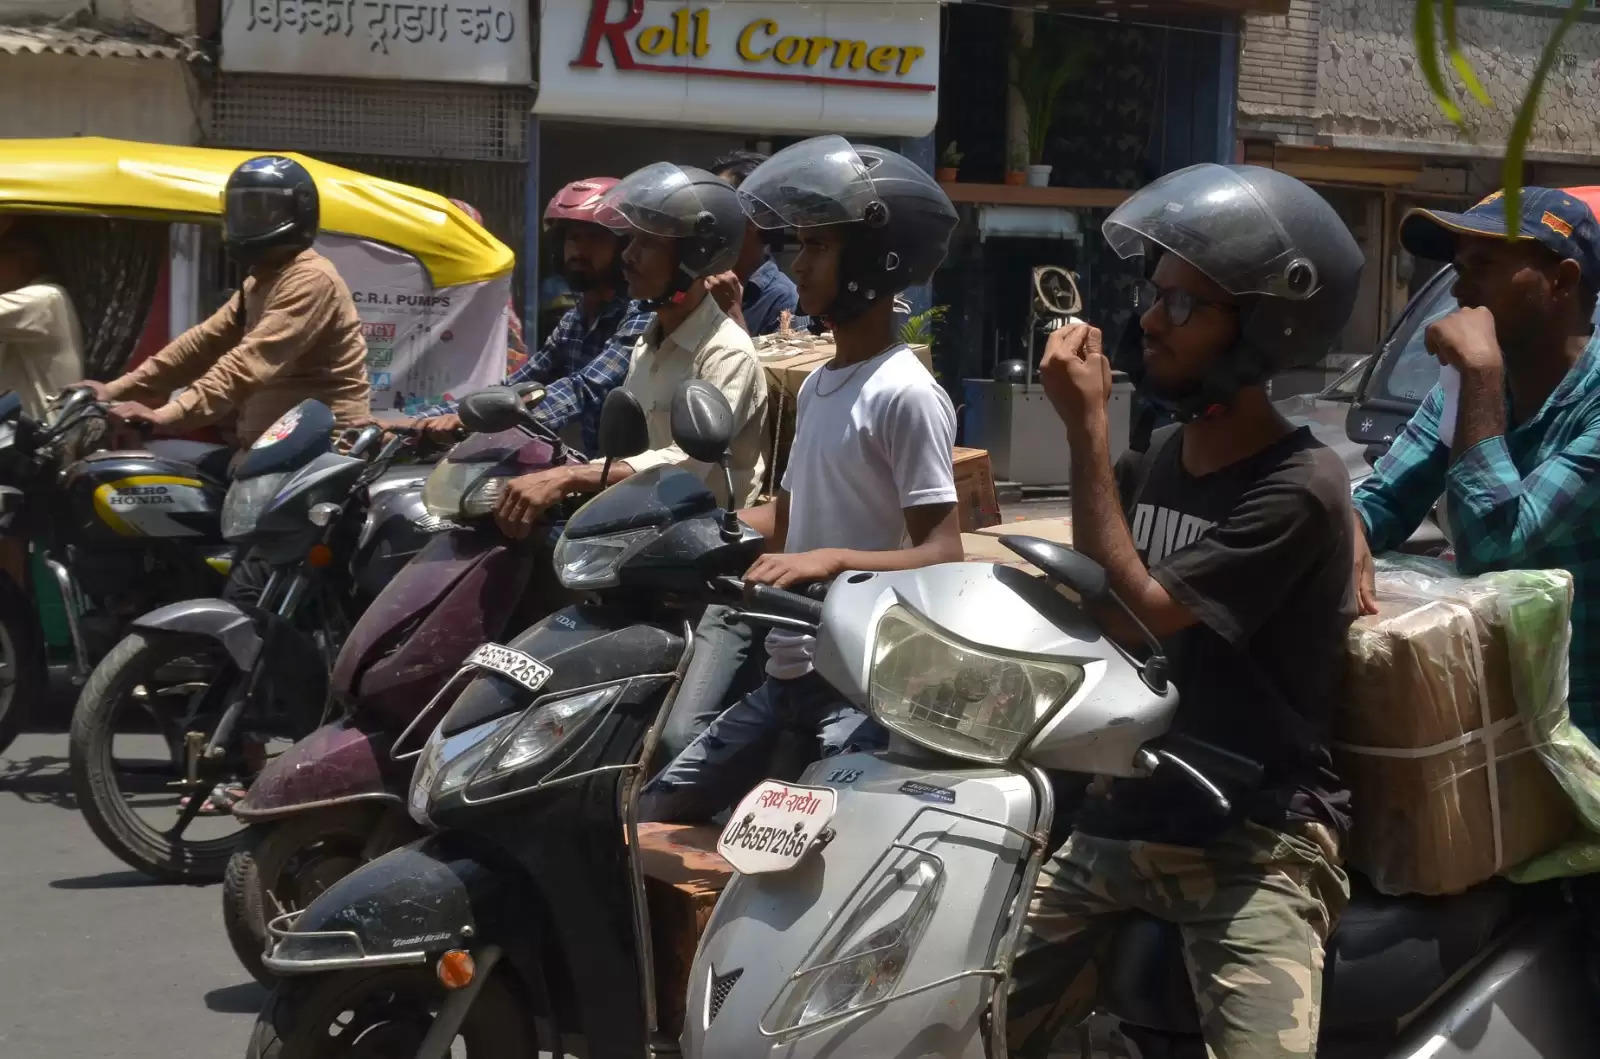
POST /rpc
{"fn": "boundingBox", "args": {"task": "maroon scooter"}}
[221,399,581,985]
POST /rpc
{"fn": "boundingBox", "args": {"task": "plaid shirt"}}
[1354,332,1600,738]
[419,296,654,454]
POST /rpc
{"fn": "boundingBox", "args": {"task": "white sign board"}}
[222,0,532,84]
[536,0,940,136]
[316,234,510,417]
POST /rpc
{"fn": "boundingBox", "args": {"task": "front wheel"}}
[69,631,253,882]
[224,807,403,987]
[247,969,535,1058]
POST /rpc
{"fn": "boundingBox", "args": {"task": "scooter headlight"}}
[552,528,656,590]
[484,686,621,776]
[868,604,1083,764]
[408,713,520,826]
[775,854,942,1031]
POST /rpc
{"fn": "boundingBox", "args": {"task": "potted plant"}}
[1004,143,1028,187]
[936,141,963,183]
[899,305,948,379]
[1012,28,1085,188]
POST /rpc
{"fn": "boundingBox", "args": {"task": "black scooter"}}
[248,382,806,1057]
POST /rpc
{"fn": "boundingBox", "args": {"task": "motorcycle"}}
[0,385,234,752]
[69,400,431,882]
[246,381,786,1058]
[684,555,1598,1056]
[221,386,584,985]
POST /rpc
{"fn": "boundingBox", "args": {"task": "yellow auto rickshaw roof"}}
[0,138,513,288]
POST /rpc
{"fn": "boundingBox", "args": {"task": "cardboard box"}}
[953,447,1001,532]
[638,823,734,1038]
[1339,576,1578,895]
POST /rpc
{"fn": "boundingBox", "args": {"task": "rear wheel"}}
[0,573,46,756]
[224,807,394,987]
[69,631,265,882]
[247,968,535,1058]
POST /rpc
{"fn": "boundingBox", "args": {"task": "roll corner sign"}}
[537,0,941,136]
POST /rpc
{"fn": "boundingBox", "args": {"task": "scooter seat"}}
[1100,876,1520,1035]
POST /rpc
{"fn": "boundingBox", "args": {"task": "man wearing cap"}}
[1353,187,1600,742]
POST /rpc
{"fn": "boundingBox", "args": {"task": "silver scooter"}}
[686,541,1597,1058]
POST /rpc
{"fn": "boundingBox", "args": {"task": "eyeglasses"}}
[1135,281,1236,327]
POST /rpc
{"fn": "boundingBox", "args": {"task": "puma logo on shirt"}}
[1130,503,1216,564]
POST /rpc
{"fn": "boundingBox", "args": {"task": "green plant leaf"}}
[1441,0,1491,106]
[1415,0,1463,125]
[1502,0,1587,237]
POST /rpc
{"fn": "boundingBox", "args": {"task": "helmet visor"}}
[736,135,880,230]
[224,187,297,241]
[1102,165,1322,300]
[594,162,716,238]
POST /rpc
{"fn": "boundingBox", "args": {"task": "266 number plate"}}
[465,643,552,695]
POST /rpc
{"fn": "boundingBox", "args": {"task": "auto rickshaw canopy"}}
[0,138,513,289]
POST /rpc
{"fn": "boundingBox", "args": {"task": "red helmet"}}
[544,177,619,227]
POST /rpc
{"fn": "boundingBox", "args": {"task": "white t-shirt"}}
[766,343,957,678]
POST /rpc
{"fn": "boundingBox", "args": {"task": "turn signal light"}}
[437,948,476,990]
[306,544,334,568]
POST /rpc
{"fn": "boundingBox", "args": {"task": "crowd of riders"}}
[13,131,1600,1055]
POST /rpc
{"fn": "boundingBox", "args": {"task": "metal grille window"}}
[209,73,531,162]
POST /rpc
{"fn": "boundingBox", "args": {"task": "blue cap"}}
[1400,187,1600,288]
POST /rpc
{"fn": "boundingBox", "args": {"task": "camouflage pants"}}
[1006,820,1349,1059]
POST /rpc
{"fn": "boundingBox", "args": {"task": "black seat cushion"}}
[1101,877,1521,1035]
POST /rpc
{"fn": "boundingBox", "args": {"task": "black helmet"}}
[736,135,957,323]
[222,155,319,265]
[596,163,743,303]
[1103,163,1361,418]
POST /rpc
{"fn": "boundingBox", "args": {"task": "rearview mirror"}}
[457,387,526,435]
[670,380,735,464]
[598,388,650,461]
[1001,536,1108,602]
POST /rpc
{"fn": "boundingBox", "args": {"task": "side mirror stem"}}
[598,456,615,491]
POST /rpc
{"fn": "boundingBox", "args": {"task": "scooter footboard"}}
[264,835,508,975]
[684,753,1040,1058]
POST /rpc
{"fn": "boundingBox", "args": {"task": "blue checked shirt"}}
[419,296,654,454]
[1354,332,1600,739]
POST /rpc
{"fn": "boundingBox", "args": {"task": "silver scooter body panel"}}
[684,752,1035,1057]
[814,563,1176,777]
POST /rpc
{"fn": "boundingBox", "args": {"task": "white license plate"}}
[717,780,838,875]
[466,643,553,695]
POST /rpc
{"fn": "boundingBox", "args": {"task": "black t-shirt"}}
[1073,424,1357,847]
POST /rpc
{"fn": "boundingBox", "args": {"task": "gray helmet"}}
[595,163,744,294]
[736,135,957,322]
[1104,163,1362,381]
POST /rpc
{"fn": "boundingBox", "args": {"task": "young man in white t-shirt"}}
[641,137,964,823]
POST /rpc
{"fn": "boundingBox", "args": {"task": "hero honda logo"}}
[107,485,177,507]
[573,1,935,93]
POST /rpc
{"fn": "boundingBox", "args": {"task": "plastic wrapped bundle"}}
[1338,557,1578,895]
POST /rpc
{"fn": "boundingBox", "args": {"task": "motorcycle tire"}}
[224,807,385,988]
[68,631,243,883]
[246,968,534,1059]
[0,573,46,756]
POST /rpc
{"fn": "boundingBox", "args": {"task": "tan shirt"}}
[617,295,768,507]
[119,248,371,443]
[0,280,82,418]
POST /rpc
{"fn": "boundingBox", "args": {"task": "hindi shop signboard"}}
[222,0,533,84]
[535,0,941,136]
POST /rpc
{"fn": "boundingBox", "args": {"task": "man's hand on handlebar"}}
[744,548,848,591]
[414,413,464,443]
[494,467,574,540]
[65,379,113,402]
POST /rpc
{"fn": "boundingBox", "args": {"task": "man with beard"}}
[412,178,652,454]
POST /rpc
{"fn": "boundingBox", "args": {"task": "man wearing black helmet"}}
[78,155,370,445]
[640,136,964,823]
[490,162,768,537]
[1006,166,1364,1058]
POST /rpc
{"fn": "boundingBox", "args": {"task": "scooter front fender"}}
[264,836,504,976]
[134,598,262,670]
[233,717,400,821]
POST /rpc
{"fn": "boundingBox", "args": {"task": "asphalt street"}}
[0,730,265,1058]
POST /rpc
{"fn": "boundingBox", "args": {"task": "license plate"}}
[466,643,553,695]
[717,780,838,875]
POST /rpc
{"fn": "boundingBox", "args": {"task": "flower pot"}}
[1003,170,1027,187]
[1026,164,1053,188]
[936,167,958,183]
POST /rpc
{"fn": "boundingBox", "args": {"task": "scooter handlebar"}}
[743,583,824,625]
